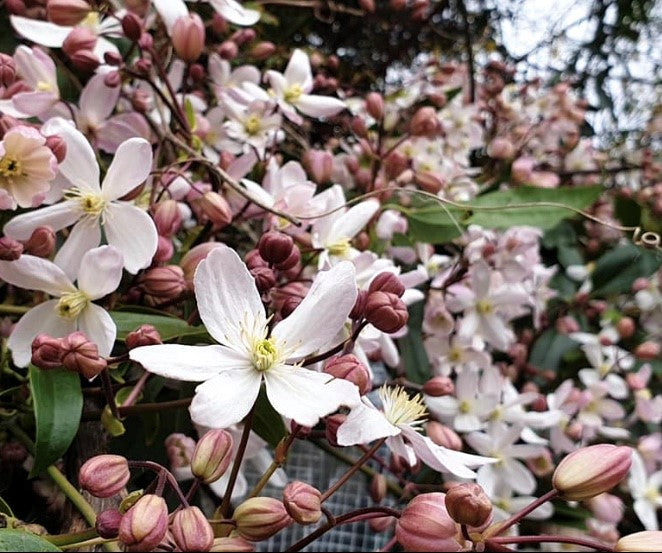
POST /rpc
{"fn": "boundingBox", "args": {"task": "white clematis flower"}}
[130,245,360,429]
[152,0,259,33]
[3,118,157,279]
[0,246,122,367]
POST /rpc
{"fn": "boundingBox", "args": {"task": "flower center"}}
[284,83,303,103]
[65,187,107,218]
[598,363,611,377]
[36,81,53,92]
[379,386,427,427]
[0,156,22,178]
[80,11,100,30]
[327,237,352,257]
[56,290,89,319]
[252,338,279,372]
[448,347,462,362]
[243,115,262,136]
[476,299,493,314]
[644,486,659,502]
[458,399,472,413]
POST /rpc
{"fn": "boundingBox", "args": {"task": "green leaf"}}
[398,301,431,384]
[252,388,287,448]
[110,311,209,342]
[591,244,662,296]
[29,367,83,477]
[529,329,577,372]
[466,186,602,229]
[614,196,642,228]
[406,206,465,244]
[0,496,13,517]
[0,530,61,552]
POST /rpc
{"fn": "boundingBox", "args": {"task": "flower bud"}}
[126,324,162,350]
[6,0,26,15]
[281,296,302,318]
[79,454,130,498]
[198,191,232,228]
[365,92,384,120]
[24,226,55,258]
[210,536,255,552]
[153,199,182,236]
[180,242,223,286]
[233,497,293,541]
[323,354,372,395]
[444,483,492,527]
[139,266,187,303]
[62,27,97,57]
[47,0,91,26]
[0,236,23,260]
[415,171,444,194]
[616,317,635,339]
[384,150,409,178]
[249,41,276,60]
[586,493,624,525]
[552,444,632,500]
[0,54,16,88]
[189,63,205,83]
[171,506,214,552]
[365,291,409,333]
[423,376,454,397]
[425,422,462,450]
[70,49,100,72]
[258,231,294,265]
[302,149,333,184]
[349,289,368,320]
[119,494,169,552]
[410,107,440,138]
[251,266,276,293]
[370,473,387,502]
[218,40,238,60]
[324,413,346,447]
[615,531,662,552]
[486,137,515,160]
[396,493,461,552]
[368,272,405,297]
[31,334,64,370]
[634,341,660,361]
[61,331,107,380]
[282,481,322,525]
[172,13,205,62]
[45,134,67,163]
[104,52,123,66]
[96,509,122,539]
[511,156,535,184]
[191,429,233,484]
[121,13,143,41]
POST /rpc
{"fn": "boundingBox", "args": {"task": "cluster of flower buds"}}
[395,493,462,551]
[352,271,409,333]
[244,231,302,298]
[31,331,107,379]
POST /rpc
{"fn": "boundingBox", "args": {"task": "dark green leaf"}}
[0,530,61,552]
[405,206,466,244]
[591,244,662,295]
[529,330,577,372]
[29,366,83,477]
[252,388,287,448]
[398,301,431,384]
[110,311,209,342]
[614,196,642,228]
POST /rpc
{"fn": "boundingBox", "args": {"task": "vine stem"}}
[247,431,297,498]
[486,489,558,537]
[0,304,29,315]
[127,460,189,507]
[489,534,614,552]
[219,405,255,517]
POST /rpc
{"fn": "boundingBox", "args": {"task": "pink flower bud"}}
[368,273,404,298]
[324,413,346,447]
[191,429,233,484]
[323,354,372,395]
[351,116,368,138]
[189,63,205,82]
[104,52,123,66]
[616,317,635,339]
[134,58,152,75]
[172,13,205,62]
[555,315,580,335]
[210,536,255,551]
[302,149,333,184]
[415,171,444,194]
[634,341,660,361]
[126,324,162,350]
[365,291,409,333]
[425,422,462,450]
[511,156,535,184]
[139,266,187,303]
[632,277,650,292]
[96,509,122,539]
[233,497,293,542]
[251,266,276,293]
[445,483,492,527]
[423,376,454,397]
[6,0,26,16]
[396,493,461,552]
[0,53,16,88]
[282,481,322,525]
[410,107,441,137]
[615,531,662,552]
[62,27,97,57]
[370,473,387,502]
[24,226,55,258]
[47,0,91,26]
[365,92,384,120]
[79,454,130,498]
[553,445,632,500]
[180,242,223,286]
[350,289,368,320]
[526,448,554,477]
[171,506,214,552]
[153,199,182,236]
[487,137,515,160]
[218,40,239,60]
[154,236,174,263]
[137,33,153,50]
[586,493,624,525]
[31,334,64,370]
[360,0,376,12]
[249,41,276,60]
[0,236,23,260]
[119,494,169,552]
[45,134,67,163]
[70,49,100,72]
[198,191,232,228]
[258,231,294,265]
[275,246,300,271]
[383,150,409,178]
[61,331,107,380]
[121,13,143,41]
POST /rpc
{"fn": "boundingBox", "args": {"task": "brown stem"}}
[219,406,255,517]
[100,368,119,420]
[487,489,558,537]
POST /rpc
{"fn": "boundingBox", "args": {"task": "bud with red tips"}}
[258,231,294,265]
[410,106,441,138]
[126,324,162,350]
[218,40,238,60]
[153,199,182,236]
[324,354,372,395]
[191,429,233,484]
[251,266,276,293]
[79,454,130,498]
[61,331,107,380]
[365,92,384,120]
[396,493,460,552]
[444,483,492,528]
[121,13,143,41]
[368,272,405,297]
[172,13,205,62]
[275,246,300,271]
[47,0,91,26]
[302,149,333,184]
[154,235,174,263]
[634,341,660,361]
[250,41,276,60]
[180,242,223,286]
[324,413,346,447]
[104,52,123,66]
[282,481,322,525]
[45,134,67,163]
[171,506,214,552]
[70,50,100,72]
[360,0,376,12]
[118,494,169,552]
[189,63,205,82]
[96,509,122,539]
[0,54,16,88]
[31,334,64,370]
[62,27,97,57]
[365,291,409,333]
[233,497,293,541]
[24,226,55,258]
[0,236,23,261]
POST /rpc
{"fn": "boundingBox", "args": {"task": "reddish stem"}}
[489,534,614,552]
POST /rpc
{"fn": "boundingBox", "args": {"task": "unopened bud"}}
[79,454,130,498]
[189,63,205,82]
[70,49,100,72]
[131,89,152,113]
[365,291,409,333]
[251,266,276,293]
[258,231,294,264]
[323,354,371,395]
[233,497,293,542]
[171,506,214,552]
[368,272,405,297]
[634,341,660,361]
[0,236,23,260]
[370,473,387,502]
[96,509,123,539]
[302,149,333,184]
[0,54,16,88]
[444,483,492,527]
[126,324,162,350]
[425,422,462,450]
[45,134,67,163]
[104,51,123,66]
[616,317,635,339]
[365,92,384,120]
[250,41,276,60]
[47,0,91,26]
[218,40,238,60]
[351,116,368,138]
[552,444,632,500]
[282,481,322,525]
[121,13,143,41]
[6,0,25,16]
[139,266,187,302]
[396,493,459,552]
[415,171,444,194]
[615,531,662,552]
[153,199,182,236]
[324,413,346,447]
[172,13,205,62]
[486,137,515,160]
[191,429,233,484]
[383,150,409,178]
[350,289,368,319]
[275,246,300,271]
[24,226,55,258]
[31,333,64,370]
[410,106,440,137]
[180,242,223,286]
[210,536,255,552]
[423,376,454,397]
[61,331,107,380]
[62,27,97,57]
[198,191,232,228]
[119,494,169,552]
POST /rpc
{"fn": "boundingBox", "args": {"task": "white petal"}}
[0,255,74,296]
[79,73,120,127]
[193,245,264,347]
[284,49,313,90]
[503,459,536,495]
[104,203,158,274]
[77,303,116,359]
[209,0,261,25]
[634,499,659,531]
[402,428,481,479]
[337,401,400,446]
[190,370,262,428]
[77,246,123,299]
[93,37,119,60]
[101,138,153,201]
[10,16,71,47]
[329,199,380,242]
[264,365,359,427]
[8,300,75,367]
[296,94,346,119]
[151,0,188,34]
[272,261,357,359]
[3,200,82,240]
[54,219,102,282]
[130,344,252,381]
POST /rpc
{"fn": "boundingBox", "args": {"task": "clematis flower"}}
[130,245,360,429]
[0,125,57,209]
[3,118,157,278]
[629,452,662,531]
[152,0,259,34]
[0,246,122,367]
[337,386,496,479]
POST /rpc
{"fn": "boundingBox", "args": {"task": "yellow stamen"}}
[56,290,89,319]
[80,11,100,29]
[243,115,262,136]
[379,386,427,427]
[284,83,303,103]
[251,338,279,372]
[64,187,107,218]
[476,299,493,314]
[0,156,22,178]
[36,81,52,92]
[327,238,352,258]
[458,399,472,414]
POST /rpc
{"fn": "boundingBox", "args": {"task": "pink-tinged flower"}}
[208,53,260,100]
[130,245,360,429]
[629,452,662,531]
[222,95,283,157]
[337,386,495,479]
[4,118,156,278]
[0,125,57,209]
[578,342,632,400]
[0,246,122,367]
[425,335,491,376]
